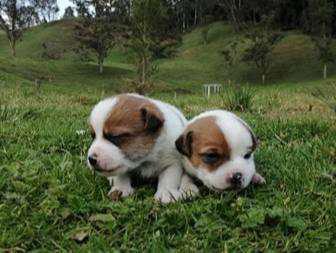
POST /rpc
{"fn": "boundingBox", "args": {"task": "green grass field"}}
[0,21,336,252]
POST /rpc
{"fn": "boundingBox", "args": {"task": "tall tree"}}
[63,6,75,19]
[20,5,39,28]
[0,0,29,56]
[219,0,245,32]
[127,0,174,91]
[73,0,123,74]
[32,0,59,23]
[241,15,282,84]
[308,0,334,79]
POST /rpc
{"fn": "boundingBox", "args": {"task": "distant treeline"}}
[80,0,335,37]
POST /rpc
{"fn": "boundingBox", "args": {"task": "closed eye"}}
[103,132,130,146]
[244,152,252,159]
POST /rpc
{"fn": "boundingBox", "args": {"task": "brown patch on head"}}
[176,116,230,171]
[103,94,164,161]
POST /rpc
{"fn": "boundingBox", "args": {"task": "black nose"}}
[88,156,97,166]
[231,172,242,186]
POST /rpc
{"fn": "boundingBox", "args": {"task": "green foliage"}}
[0,0,30,56]
[127,0,172,93]
[63,6,74,20]
[241,16,283,84]
[73,0,123,74]
[306,0,335,79]
[313,37,335,65]
[224,85,254,112]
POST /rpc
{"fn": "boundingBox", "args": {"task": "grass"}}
[1,76,336,252]
[0,20,336,252]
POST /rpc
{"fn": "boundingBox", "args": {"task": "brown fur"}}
[103,94,164,161]
[179,116,231,171]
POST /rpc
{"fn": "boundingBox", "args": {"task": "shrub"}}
[224,85,254,112]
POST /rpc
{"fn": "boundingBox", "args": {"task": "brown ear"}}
[175,131,193,157]
[140,107,164,133]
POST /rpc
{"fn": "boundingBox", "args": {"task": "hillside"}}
[0,20,336,92]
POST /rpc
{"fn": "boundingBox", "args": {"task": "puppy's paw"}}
[180,181,199,199]
[154,189,182,204]
[252,173,266,185]
[108,185,134,201]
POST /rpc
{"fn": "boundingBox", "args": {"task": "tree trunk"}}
[194,7,197,26]
[139,56,145,85]
[98,56,104,74]
[323,63,327,79]
[9,39,16,57]
[262,74,266,84]
[182,12,186,32]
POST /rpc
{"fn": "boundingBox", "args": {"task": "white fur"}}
[183,110,262,191]
[88,94,198,203]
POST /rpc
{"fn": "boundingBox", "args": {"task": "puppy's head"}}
[87,94,164,177]
[175,111,257,191]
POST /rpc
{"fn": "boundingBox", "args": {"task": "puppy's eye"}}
[103,133,130,146]
[244,152,252,159]
[91,131,96,140]
[202,153,220,164]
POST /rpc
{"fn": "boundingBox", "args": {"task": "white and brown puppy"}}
[175,110,265,192]
[87,94,198,203]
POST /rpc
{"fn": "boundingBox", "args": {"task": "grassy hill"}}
[0,20,336,93]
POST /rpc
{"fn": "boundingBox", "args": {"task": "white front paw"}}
[108,185,134,201]
[180,181,199,198]
[154,189,182,204]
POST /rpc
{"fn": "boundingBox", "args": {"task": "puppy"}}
[87,94,198,203]
[175,110,265,192]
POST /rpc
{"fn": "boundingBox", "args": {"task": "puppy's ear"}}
[140,107,164,133]
[175,131,193,157]
[250,130,259,151]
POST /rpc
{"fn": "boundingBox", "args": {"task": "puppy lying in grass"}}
[176,110,265,192]
[87,94,198,203]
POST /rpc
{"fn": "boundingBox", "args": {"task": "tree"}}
[127,0,173,92]
[0,0,28,56]
[222,40,243,82]
[73,0,122,74]
[63,6,74,19]
[307,0,335,79]
[241,15,282,84]
[219,0,245,32]
[312,36,334,80]
[31,0,59,23]
[21,5,39,28]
